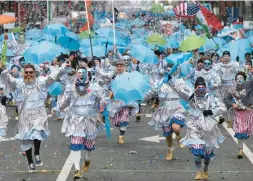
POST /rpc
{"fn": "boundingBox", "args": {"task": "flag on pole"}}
[160,20,174,35]
[203,3,212,12]
[173,2,201,18]
[196,6,223,31]
[196,17,212,39]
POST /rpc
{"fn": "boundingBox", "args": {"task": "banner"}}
[3,12,15,29]
[244,15,253,30]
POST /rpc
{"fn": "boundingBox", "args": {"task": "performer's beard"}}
[24,76,35,84]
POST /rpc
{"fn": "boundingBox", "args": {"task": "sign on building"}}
[243,15,253,30]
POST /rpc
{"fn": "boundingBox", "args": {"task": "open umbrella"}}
[43,23,69,37]
[165,52,192,65]
[26,29,43,40]
[95,28,127,46]
[248,36,253,44]
[146,33,166,46]
[110,71,151,104]
[58,32,80,51]
[245,30,253,38]
[0,14,16,25]
[217,26,237,37]
[24,41,69,64]
[179,35,206,52]
[131,45,158,64]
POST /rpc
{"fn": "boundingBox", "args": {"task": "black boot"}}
[136,115,141,122]
[218,117,225,124]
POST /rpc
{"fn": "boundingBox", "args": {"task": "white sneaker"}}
[34,155,43,167]
[28,163,36,173]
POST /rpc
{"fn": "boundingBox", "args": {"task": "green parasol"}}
[179,35,206,52]
[146,33,166,46]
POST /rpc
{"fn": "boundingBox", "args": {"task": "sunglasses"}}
[204,62,211,65]
[24,71,34,75]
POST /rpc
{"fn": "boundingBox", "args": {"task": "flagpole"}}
[85,0,93,57]
[211,37,223,53]
[47,0,49,25]
[112,0,116,61]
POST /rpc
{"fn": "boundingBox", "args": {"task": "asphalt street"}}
[1,105,253,181]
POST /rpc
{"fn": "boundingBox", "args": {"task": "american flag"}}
[160,20,174,35]
[174,2,202,18]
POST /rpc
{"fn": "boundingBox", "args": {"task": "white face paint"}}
[203,60,212,70]
[236,75,245,85]
[77,68,87,83]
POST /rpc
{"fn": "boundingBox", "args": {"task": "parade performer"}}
[215,51,240,126]
[143,63,186,160]
[210,53,220,65]
[56,57,78,123]
[224,71,253,159]
[96,59,125,91]
[109,96,139,144]
[7,33,31,57]
[166,76,226,180]
[149,50,165,112]
[194,58,221,95]
[0,61,68,173]
[102,61,139,144]
[58,67,106,179]
[187,58,203,85]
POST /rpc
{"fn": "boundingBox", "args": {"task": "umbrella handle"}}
[102,110,111,140]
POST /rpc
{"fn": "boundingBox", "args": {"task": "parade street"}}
[0,105,253,181]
